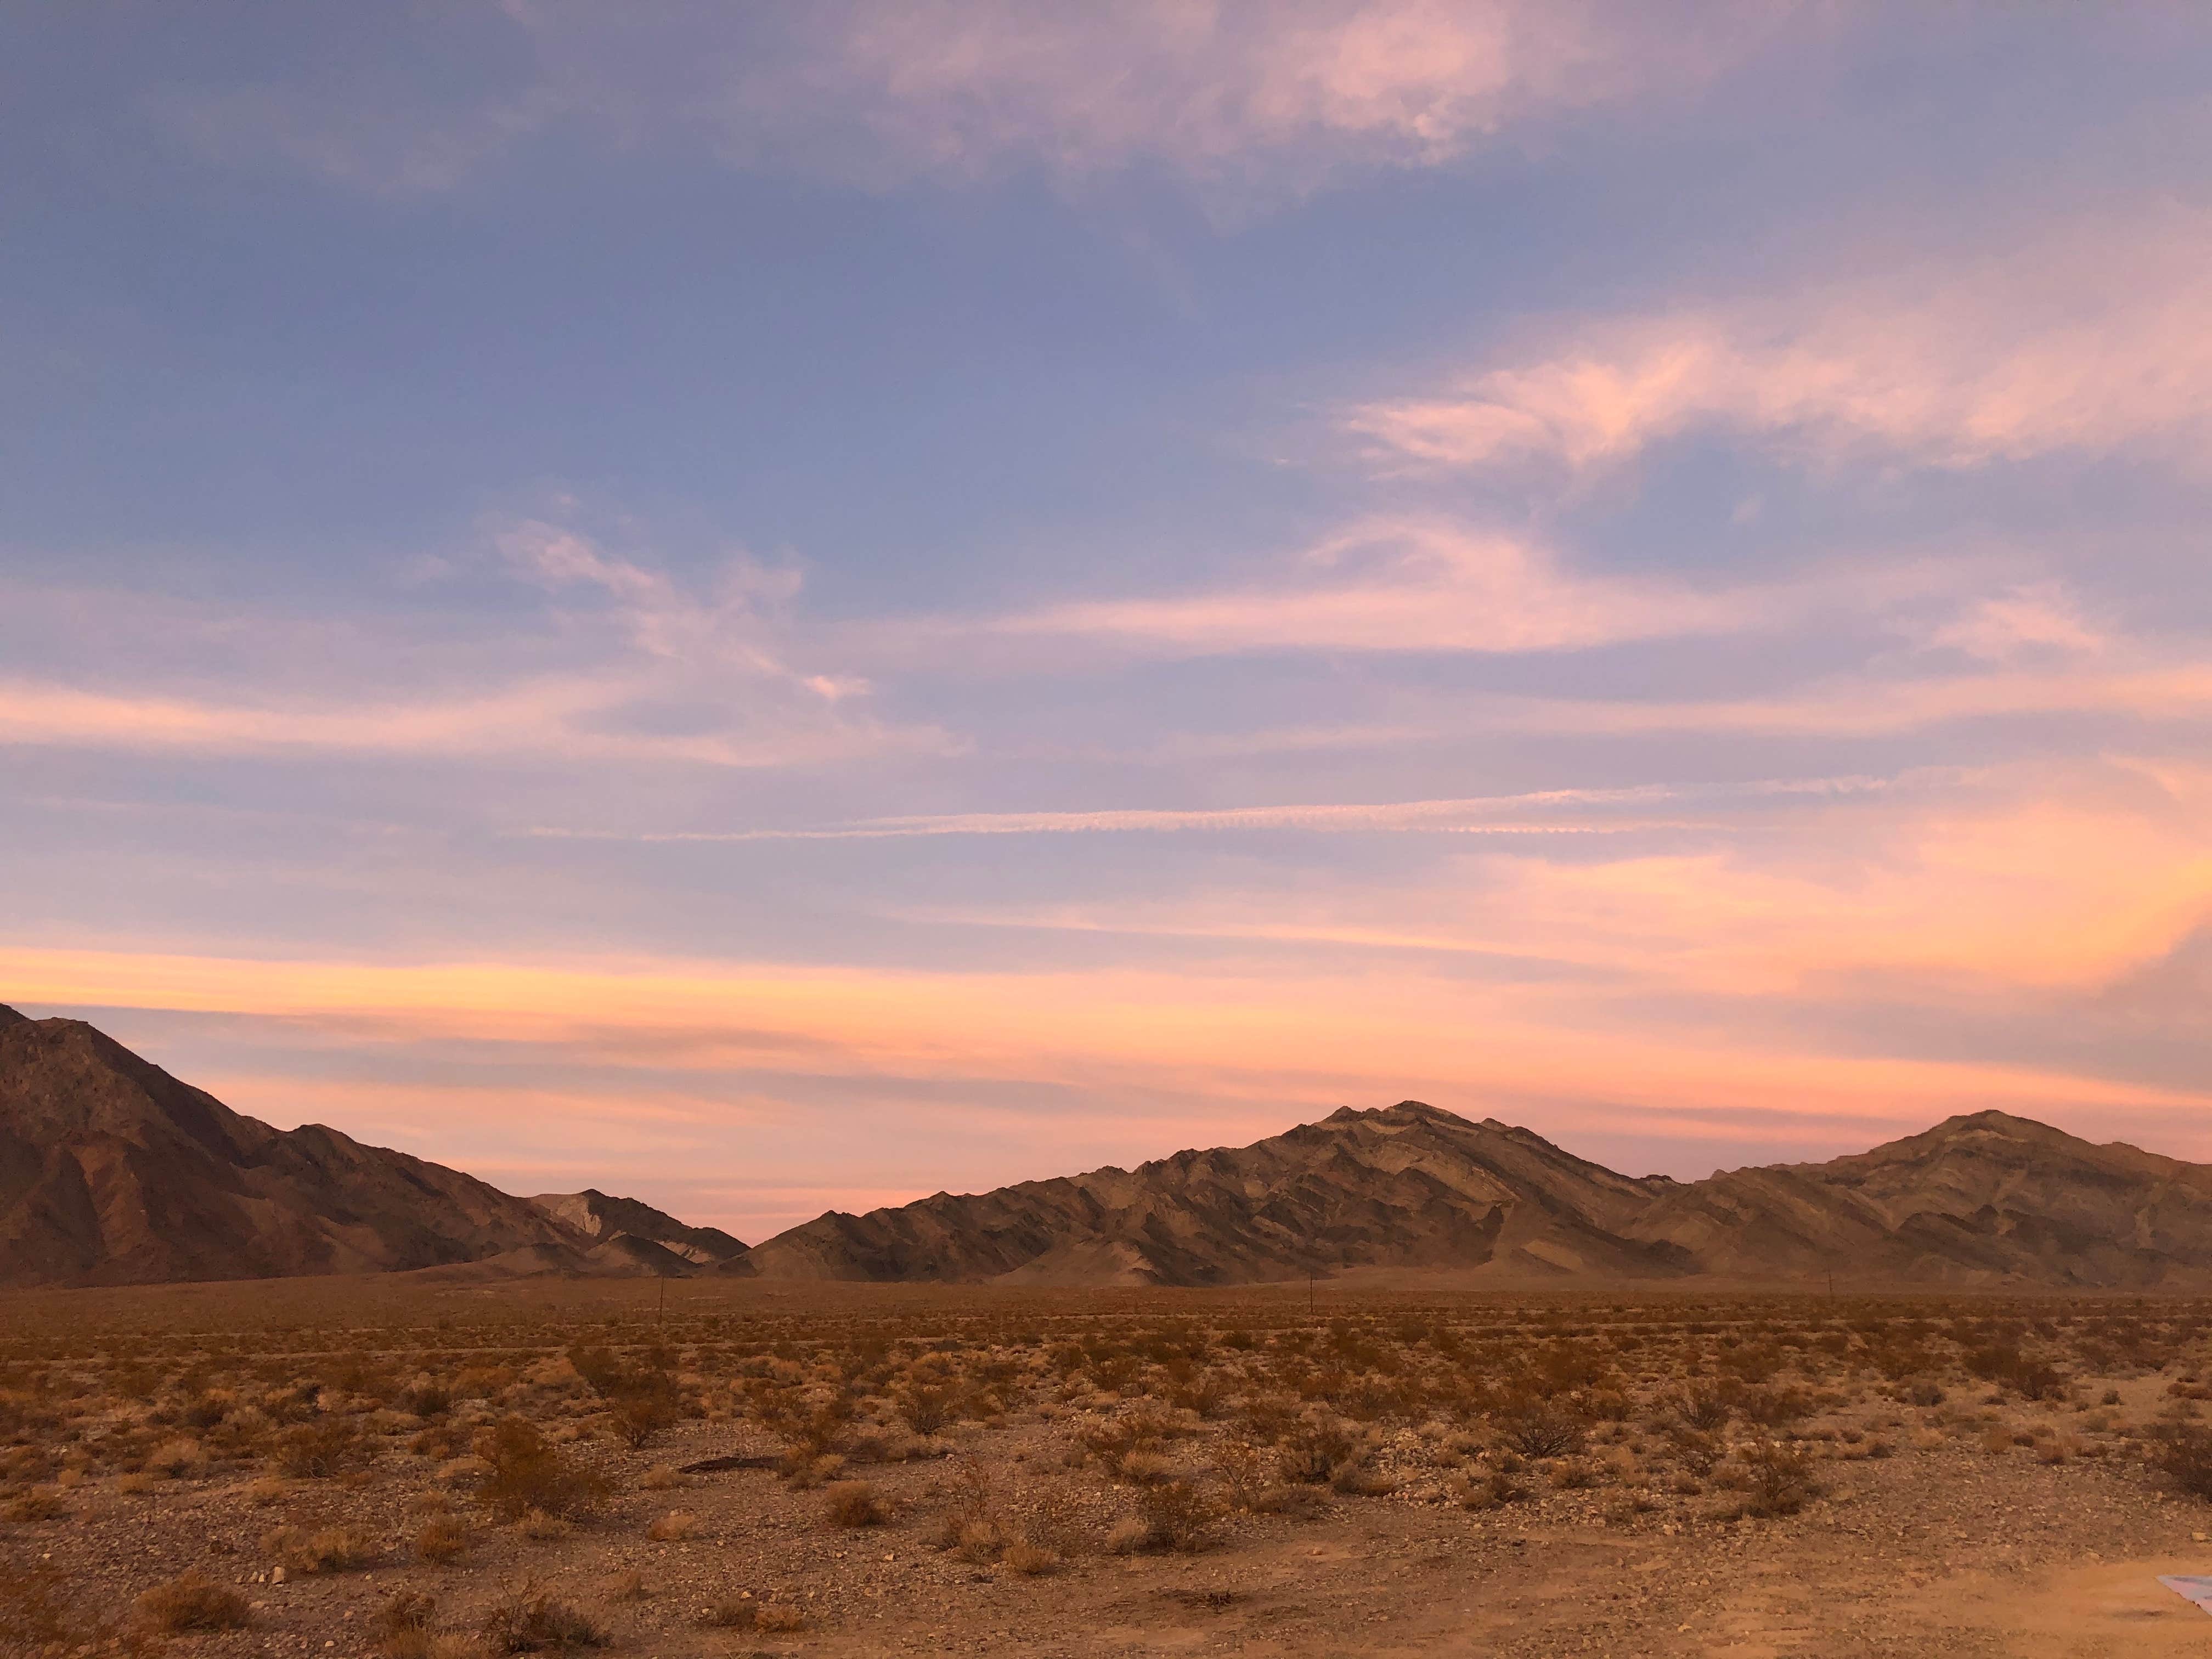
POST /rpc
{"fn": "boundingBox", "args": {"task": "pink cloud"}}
[983,518,1922,656]
[1346,206,2212,475]
[166,2,1803,200]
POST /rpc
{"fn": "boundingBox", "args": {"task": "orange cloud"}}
[7,924,2204,1138]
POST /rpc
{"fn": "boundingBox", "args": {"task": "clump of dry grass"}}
[134,1570,252,1633]
[417,1512,471,1563]
[143,1436,208,1479]
[645,1509,698,1541]
[1447,1469,1526,1510]
[516,1507,572,1541]
[1000,1539,1059,1576]
[1,1486,66,1522]
[825,1479,886,1527]
[1110,1479,1221,1554]
[479,1579,608,1654]
[264,1522,382,1575]
[699,1596,805,1633]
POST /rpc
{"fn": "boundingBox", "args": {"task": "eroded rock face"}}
[528,1189,749,1267]
[0,1007,723,1288]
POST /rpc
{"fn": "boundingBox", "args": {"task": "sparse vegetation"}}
[134,1570,252,1633]
[479,1579,608,1653]
[3,1279,2209,1649]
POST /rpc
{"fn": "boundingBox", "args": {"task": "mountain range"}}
[7,1003,2211,1291]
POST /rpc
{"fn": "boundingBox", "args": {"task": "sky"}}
[5,2,2211,1241]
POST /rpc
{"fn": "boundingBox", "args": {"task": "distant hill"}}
[1627,1109,2212,1288]
[0,1006,726,1288]
[739,1102,2212,1290]
[9,1004,2212,1290]
[528,1189,749,1269]
[740,1101,1689,1284]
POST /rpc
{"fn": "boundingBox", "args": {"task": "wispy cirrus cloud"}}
[159,1,1808,201]
[0,518,930,767]
[1346,206,2212,477]
[517,773,1894,844]
[979,517,1949,658]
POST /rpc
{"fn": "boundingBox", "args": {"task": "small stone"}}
[270,1566,286,1584]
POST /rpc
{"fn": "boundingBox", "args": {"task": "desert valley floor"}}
[7,1277,2212,1658]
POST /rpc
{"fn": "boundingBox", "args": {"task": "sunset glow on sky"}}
[6,4,2211,1238]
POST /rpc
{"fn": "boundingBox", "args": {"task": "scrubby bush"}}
[1496,1404,1587,1460]
[480,1580,608,1654]
[825,1479,885,1527]
[473,1417,610,1521]
[416,1513,470,1564]
[273,1415,369,1479]
[134,1571,252,1633]
[2154,1423,2212,1500]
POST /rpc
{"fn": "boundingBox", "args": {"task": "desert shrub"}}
[825,1479,885,1527]
[1448,1470,1526,1510]
[1119,1449,1178,1485]
[517,1508,572,1541]
[371,1589,437,1639]
[1079,1404,1181,1475]
[264,1523,381,1574]
[1741,1444,1818,1517]
[1122,1480,1222,1553]
[1735,1385,1812,1429]
[1496,1404,1587,1460]
[703,1598,803,1633]
[2153,1423,2212,1500]
[1001,1539,1059,1576]
[1674,1386,1734,1432]
[1207,1439,1272,1510]
[2,1487,65,1522]
[480,1580,608,1654]
[568,1345,682,1450]
[1549,1457,1599,1490]
[1274,1416,1358,1483]
[144,1436,208,1479]
[405,1383,453,1418]
[1965,1345,2066,1402]
[417,1514,470,1564]
[473,1417,610,1520]
[898,1383,958,1435]
[274,1415,368,1479]
[134,1571,252,1633]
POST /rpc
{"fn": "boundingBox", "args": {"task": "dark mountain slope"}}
[741,1101,1691,1286]
[1630,1110,2212,1287]
[0,1007,704,1287]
